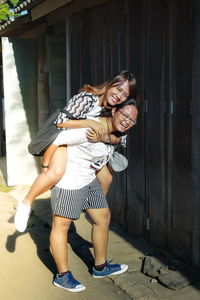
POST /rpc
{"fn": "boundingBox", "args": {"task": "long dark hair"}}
[115,97,137,111]
[80,70,137,98]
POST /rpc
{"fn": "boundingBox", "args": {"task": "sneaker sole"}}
[53,281,86,292]
[92,264,128,278]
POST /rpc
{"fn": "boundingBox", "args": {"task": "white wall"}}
[2,37,39,186]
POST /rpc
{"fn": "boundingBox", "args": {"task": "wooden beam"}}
[0,16,46,38]
[0,15,30,37]
[31,0,72,21]
[46,0,111,26]
[19,23,47,38]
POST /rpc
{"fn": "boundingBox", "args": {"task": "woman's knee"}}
[50,166,65,178]
[91,208,111,226]
[104,209,111,224]
[45,165,65,183]
[47,146,67,180]
[52,216,72,232]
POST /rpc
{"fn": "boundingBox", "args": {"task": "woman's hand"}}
[88,120,107,139]
[86,129,100,143]
[56,122,67,128]
[86,129,111,143]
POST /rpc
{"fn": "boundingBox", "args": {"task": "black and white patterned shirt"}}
[54,91,127,148]
[54,92,102,125]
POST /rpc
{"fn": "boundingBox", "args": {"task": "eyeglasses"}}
[118,110,137,125]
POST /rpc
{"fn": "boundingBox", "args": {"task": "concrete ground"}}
[1,157,200,300]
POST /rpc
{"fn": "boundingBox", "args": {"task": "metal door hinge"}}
[144,100,148,113]
[190,101,192,115]
[146,218,150,230]
[170,100,174,114]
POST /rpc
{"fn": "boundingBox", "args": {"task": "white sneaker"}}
[14,202,31,232]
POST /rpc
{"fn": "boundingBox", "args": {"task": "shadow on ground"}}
[6,199,94,275]
[6,196,200,293]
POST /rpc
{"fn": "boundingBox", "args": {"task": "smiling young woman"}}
[47,99,138,292]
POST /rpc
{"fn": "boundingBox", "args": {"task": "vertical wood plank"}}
[46,31,66,111]
[145,0,168,247]
[125,0,146,236]
[169,0,193,260]
[192,0,200,266]
[37,35,49,128]
[70,13,82,94]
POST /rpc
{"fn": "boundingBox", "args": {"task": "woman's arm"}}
[56,119,107,139]
[41,127,89,171]
[86,129,120,144]
[54,92,108,138]
[55,92,99,125]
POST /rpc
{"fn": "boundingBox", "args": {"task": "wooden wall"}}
[66,0,197,265]
[191,0,200,267]
[47,0,198,265]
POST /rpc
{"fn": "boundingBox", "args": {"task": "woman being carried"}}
[14,70,137,232]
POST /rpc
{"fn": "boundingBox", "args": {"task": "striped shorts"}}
[51,178,108,219]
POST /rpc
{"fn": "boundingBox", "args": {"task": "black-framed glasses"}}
[118,110,137,125]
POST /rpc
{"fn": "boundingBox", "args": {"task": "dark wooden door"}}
[168,0,193,261]
[67,0,196,264]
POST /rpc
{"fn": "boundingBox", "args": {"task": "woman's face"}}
[112,105,138,133]
[105,80,130,106]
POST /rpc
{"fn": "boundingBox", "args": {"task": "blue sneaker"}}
[92,261,128,278]
[53,271,86,292]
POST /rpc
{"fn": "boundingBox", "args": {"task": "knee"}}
[105,209,111,224]
[52,166,65,178]
[46,166,65,182]
[52,217,72,232]
[96,209,111,227]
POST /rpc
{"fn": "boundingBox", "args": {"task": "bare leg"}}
[87,208,128,278]
[14,146,68,232]
[23,146,67,206]
[50,215,72,273]
[96,165,113,196]
[85,166,112,225]
[51,215,86,292]
[86,208,111,265]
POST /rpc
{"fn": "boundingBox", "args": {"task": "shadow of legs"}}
[68,222,94,273]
